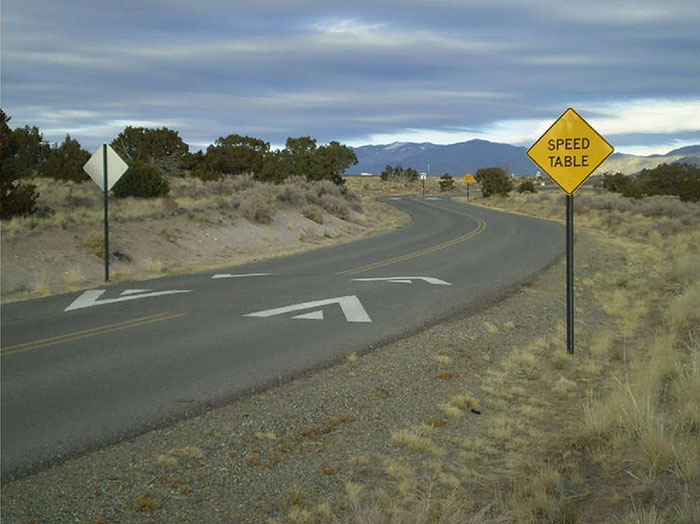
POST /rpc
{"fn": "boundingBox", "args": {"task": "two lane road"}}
[1,197,563,479]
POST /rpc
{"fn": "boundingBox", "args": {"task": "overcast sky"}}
[2,0,698,155]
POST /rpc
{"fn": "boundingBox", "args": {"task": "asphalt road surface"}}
[1,197,563,480]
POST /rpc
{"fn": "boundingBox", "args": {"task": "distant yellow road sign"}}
[527,108,613,194]
[464,173,475,183]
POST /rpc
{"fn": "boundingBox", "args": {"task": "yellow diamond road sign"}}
[464,173,475,183]
[527,108,613,194]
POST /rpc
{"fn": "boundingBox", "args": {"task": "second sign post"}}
[83,144,129,282]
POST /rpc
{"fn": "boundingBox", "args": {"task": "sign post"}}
[526,108,613,353]
[103,144,109,281]
[420,172,427,196]
[83,144,129,282]
[464,173,474,201]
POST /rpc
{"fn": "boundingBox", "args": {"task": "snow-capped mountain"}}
[348,139,536,176]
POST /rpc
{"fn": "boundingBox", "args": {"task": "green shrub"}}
[0,180,39,219]
[625,163,700,203]
[1,110,40,219]
[112,161,170,199]
[518,181,536,193]
[439,174,455,192]
[380,164,420,182]
[599,172,632,194]
[111,126,188,177]
[43,134,90,183]
[476,167,513,197]
[191,164,222,182]
[205,134,269,175]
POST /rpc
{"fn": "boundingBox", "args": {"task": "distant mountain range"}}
[596,145,700,176]
[347,140,700,177]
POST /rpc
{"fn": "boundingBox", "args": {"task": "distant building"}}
[360,172,374,177]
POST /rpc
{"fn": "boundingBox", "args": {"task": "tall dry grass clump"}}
[577,256,700,521]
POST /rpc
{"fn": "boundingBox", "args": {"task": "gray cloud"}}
[2,0,698,154]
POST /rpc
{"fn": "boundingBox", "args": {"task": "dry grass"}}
[2,175,366,235]
[431,354,452,366]
[287,483,307,507]
[450,393,479,411]
[483,321,499,334]
[322,189,700,523]
[390,427,444,457]
[143,257,164,274]
[133,491,158,513]
[156,454,178,467]
[32,273,51,296]
[302,205,324,224]
[438,403,463,419]
[168,446,204,459]
[63,266,85,287]
[551,376,577,397]
[83,233,104,258]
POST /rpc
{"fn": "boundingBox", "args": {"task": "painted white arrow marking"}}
[351,276,452,286]
[212,273,271,279]
[292,310,324,320]
[120,289,151,296]
[244,295,371,323]
[65,289,192,312]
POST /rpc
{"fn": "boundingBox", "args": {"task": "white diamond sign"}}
[83,144,129,191]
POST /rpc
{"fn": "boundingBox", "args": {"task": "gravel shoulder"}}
[1,210,615,523]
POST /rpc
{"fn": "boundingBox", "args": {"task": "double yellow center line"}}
[2,311,185,356]
[338,200,487,275]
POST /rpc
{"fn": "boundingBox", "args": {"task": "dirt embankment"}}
[1,176,410,303]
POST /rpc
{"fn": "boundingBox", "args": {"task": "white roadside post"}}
[83,144,129,282]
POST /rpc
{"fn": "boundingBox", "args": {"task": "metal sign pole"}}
[526,108,614,356]
[103,143,109,282]
[467,183,470,201]
[566,194,574,353]
[425,164,430,197]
